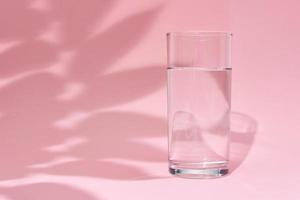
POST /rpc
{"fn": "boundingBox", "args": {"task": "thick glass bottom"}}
[169,161,229,179]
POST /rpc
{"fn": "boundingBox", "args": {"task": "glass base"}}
[169,161,229,179]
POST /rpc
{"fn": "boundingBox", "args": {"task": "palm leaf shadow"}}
[68,6,162,79]
[0,2,166,181]
[51,0,115,48]
[39,111,167,180]
[0,183,100,200]
[0,40,58,77]
[62,65,166,109]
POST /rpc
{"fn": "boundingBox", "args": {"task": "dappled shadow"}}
[0,183,100,200]
[0,0,47,40]
[32,111,166,180]
[60,65,166,110]
[0,0,166,183]
[69,8,161,78]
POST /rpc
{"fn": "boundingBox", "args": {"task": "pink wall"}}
[230,0,300,198]
[0,0,299,199]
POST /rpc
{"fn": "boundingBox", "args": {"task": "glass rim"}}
[166,31,233,37]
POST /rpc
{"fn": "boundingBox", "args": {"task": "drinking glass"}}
[167,31,232,178]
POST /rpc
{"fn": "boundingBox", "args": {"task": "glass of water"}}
[167,32,232,178]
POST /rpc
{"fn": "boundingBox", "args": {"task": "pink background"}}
[0,0,299,199]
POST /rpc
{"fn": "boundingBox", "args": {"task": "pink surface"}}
[0,0,299,199]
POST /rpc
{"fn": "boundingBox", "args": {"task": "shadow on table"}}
[0,0,166,182]
[0,183,100,200]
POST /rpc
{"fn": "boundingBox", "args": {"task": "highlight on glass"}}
[167,31,232,178]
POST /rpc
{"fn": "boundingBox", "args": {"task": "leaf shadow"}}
[0,0,166,182]
[0,183,100,200]
[34,111,167,180]
[62,65,166,110]
[68,6,162,79]
[0,0,47,40]
[50,0,115,48]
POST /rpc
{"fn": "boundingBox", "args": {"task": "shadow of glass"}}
[229,112,257,172]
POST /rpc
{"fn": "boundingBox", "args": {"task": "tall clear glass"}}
[167,32,232,178]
